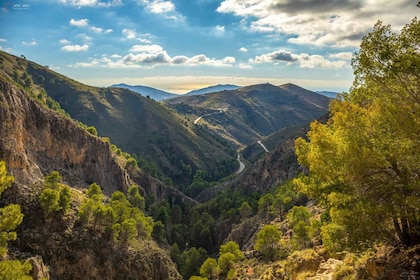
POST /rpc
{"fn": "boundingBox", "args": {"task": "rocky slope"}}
[0,71,185,279]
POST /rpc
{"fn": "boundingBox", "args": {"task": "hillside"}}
[0,59,185,279]
[0,51,237,186]
[185,84,241,95]
[164,83,330,146]
[110,83,178,100]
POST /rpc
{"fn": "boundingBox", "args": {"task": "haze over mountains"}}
[111,82,336,101]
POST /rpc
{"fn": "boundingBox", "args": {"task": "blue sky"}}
[0,0,417,93]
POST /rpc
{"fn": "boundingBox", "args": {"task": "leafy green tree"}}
[255,225,283,261]
[199,257,219,279]
[0,204,23,257]
[86,183,103,202]
[219,241,245,261]
[119,218,137,243]
[127,185,145,211]
[0,162,13,196]
[152,221,166,243]
[59,185,71,213]
[238,201,252,220]
[181,247,207,280]
[39,188,61,216]
[125,157,138,171]
[0,260,32,280]
[258,194,274,213]
[44,171,61,189]
[86,126,98,136]
[39,171,71,217]
[0,162,31,279]
[218,252,235,275]
[294,18,420,249]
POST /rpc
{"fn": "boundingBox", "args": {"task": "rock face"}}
[0,79,184,279]
[0,79,131,194]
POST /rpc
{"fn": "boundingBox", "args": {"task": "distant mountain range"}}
[110,83,178,101]
[112,83,338,101]
[316,90,341,98]
[185,84,241,95]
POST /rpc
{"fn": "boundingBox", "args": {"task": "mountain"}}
[316,90,340,98]
[0,51,237,186]
[110,83,178,101]
[185,84,241,95]
[165,83,331,146]
[0,53,184,279]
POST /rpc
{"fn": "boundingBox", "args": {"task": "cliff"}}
[0,77,183,279]
[0,79,131,195]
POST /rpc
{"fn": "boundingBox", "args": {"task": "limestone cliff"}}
[0,79,131,195]
[0,78,183,279]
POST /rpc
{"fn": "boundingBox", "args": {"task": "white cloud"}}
[59,39,71,44]
[217,0,418,48]
[77,33,92,42]
[0,38,7,42]
[139,0,184,21]
[148,0,174,13]
[61,44,89,52]
[328,52,353,60]
[250,49,347,69]
[239,47,248,52]
[122,29,137,39]
[297,53,347,69]
[60,0,121,7]
[251,50,297,63]
[70,18,89,27]
[90,26,103,33]
[105,29,113,34]
[129,44,164,53]
[22,39,37,46]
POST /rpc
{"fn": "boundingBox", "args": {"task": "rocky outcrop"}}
[0,79,131,194]
[0,78,186,279]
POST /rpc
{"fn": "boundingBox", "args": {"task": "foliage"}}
[287,206,320,250]
[199,257,218,279]
[86,126,98,136]
[78,183,153,243]
[294,18,420,250]
[0,162,31,278]
[39,171,71,217]
[0,260,32,280]
[219,241,245,261]
[255,225,284,261]
[180,247,208,280]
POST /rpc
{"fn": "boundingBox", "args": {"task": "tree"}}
[39,171,71,217]
[219,241,245,261]
[127,185,145,211]
[294,18,420,249]
[199,257,219,279]
[39,188,61,215]
[255,225,283,261]
[0,260,32,280]
[218,252,235,275]
[238,201,252,220]
[0,162,31,278]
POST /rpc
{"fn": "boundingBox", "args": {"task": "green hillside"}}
[0,51,237,186]
[164,83,330,146]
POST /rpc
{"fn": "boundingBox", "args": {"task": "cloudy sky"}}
[0,0,417,93]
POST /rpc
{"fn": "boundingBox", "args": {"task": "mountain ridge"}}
[165,82,331,146]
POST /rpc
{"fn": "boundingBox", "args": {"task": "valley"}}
[0,15,419,280]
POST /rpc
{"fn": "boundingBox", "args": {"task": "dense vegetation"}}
[295,18,420,251]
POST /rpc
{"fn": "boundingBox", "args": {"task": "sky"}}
[0,0,418,93]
